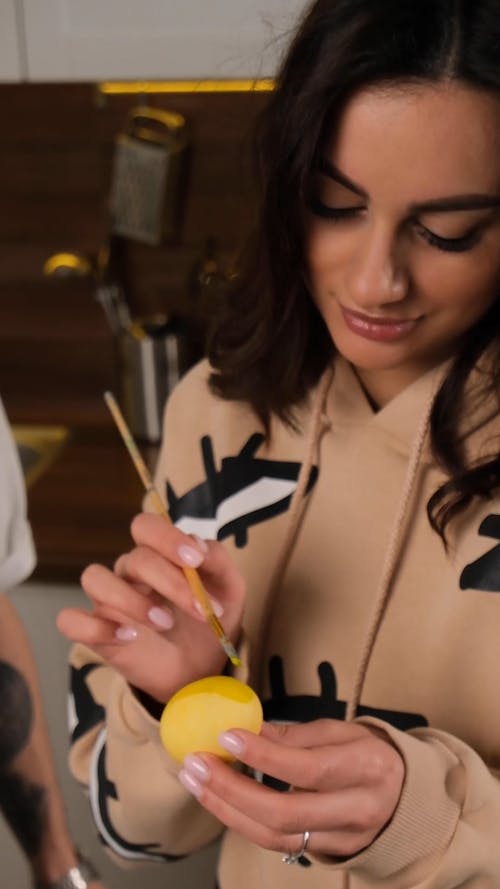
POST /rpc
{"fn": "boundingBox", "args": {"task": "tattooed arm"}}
[0,399,103,886]
[0,593,104,888]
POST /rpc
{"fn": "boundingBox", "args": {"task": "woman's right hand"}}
[56,513,246,702]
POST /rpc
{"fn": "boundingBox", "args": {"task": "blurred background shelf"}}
[22,426,154,583]
[13,423,70,487]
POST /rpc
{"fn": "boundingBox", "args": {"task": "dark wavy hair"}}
[208,0,500,539]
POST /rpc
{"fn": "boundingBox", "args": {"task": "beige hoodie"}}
[69,355,500,888]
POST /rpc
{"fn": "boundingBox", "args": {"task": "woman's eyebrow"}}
[317,159,500,214]
[409,194,500,213]
[317,159,367,199]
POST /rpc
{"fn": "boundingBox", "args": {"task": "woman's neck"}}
[352,361,440,410]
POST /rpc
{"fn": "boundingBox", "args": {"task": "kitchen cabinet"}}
[25,425,154,582]
[0,0,24,80]
[13,0,307,82]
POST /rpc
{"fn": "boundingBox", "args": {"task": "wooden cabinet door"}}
[21,0,307,82]
[0,0,24,81]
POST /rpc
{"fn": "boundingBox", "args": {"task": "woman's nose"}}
[347,227,408,309]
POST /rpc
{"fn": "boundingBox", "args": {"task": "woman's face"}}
[305,82,500,405]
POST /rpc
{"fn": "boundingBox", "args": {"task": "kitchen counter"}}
[26,425,158,583]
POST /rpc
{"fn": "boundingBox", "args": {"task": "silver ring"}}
[282,829,311,865]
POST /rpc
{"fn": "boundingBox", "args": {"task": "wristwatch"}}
[34,854,99,889]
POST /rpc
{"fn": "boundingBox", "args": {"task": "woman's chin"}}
[331,334,414,373]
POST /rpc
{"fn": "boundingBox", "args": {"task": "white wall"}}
[1,582,219,889]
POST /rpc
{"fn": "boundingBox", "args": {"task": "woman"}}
[58,1,500,886]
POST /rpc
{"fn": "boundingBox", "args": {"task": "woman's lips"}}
[341,306,421,342]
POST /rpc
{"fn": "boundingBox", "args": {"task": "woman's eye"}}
[308,197,364,221]
[416,223,482,253]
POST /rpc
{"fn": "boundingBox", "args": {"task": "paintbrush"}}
[104,390,240,666]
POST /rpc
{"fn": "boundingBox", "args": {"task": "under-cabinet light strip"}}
[98,79,274,95]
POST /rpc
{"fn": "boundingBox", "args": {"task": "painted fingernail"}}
[218,731,245,756]
[178,769,203,799]
[192,535,209,554]
[194,597,224,618]
[148,606,174,630]
[183,754,210,783]
[178,544,204,568]
[114,626,138,642]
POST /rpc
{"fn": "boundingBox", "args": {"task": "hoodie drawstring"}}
[345,378,439,720]
[253,366,334,680]
[267,366,334,599]
[265,363,445,889]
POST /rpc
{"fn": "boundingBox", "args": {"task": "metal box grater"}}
[110,106,189,246]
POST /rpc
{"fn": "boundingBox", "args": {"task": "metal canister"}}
[116,314,193,443]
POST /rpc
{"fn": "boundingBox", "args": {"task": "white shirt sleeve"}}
[0,398,36,590]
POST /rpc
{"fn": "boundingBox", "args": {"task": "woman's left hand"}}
[178,719,405,860]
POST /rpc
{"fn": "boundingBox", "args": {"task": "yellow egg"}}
[160,676,263,763]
